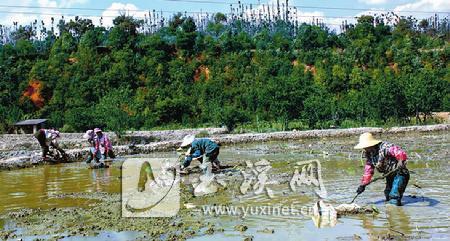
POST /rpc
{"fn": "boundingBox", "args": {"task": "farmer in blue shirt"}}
[180,135,221,172]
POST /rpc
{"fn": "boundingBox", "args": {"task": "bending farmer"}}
[34,128,66,159]
[93,128,115,162]
[180,135,221,172]
[354,132,410,206]
[83,129,99,163]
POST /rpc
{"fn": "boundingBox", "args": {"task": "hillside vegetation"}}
[0,14,449,133]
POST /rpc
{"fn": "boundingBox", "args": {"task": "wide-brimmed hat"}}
[180,135,195,147]
[83,130,93,139]
[354,132,381,149]
[94,128,102,133]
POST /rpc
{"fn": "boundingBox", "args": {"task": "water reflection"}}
[386,206,412,236]
[0,162,121,213]
[91,167,113,192]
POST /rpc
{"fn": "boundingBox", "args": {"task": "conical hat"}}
[180,135,195,147]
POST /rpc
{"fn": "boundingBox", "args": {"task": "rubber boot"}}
[389,198,402,206]
[85,155,93,164]
[389,175,406,206]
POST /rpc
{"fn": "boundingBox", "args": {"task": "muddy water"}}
[0,162,120,213]
[0,131,449,240]
[189,132,449,240]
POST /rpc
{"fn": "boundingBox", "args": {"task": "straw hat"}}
[180,135,195,147]
[354,132,381,149]
[83,130,93,139]
[94,128,102,133]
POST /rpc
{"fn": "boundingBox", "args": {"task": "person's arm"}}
[104,135,110,154]
[50,138,66,154]
[94,138,100,154]
[107,135,113,150]
[356,159,374,194]
[182,155,192,168]
[182,157,192,168]
[361,162,375,185]
[50,139,58,148]
[191,149,202,159]
[182,150,201,168]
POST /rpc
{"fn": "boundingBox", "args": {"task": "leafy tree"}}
[94,88,136,135]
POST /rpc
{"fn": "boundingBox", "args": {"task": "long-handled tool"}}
[349,167,399,203]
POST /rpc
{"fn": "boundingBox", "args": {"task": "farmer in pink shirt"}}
[354,132,410,206]
[93,128,115,162]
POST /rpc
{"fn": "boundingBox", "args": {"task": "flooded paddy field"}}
[0,131,448,240]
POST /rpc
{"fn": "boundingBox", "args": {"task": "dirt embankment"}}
[0,127,228,151]
[0,124,448,170]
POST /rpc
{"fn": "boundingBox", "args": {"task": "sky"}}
[0,0,448,29]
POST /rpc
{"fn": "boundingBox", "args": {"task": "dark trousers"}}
[34,130,48,157]
[206,147,220,167]
[206,147,219,160]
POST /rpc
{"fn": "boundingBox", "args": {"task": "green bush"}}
[60,124,76,133]
[196,130,210,138]
[339,119,362,129]
[219,106,250,132]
